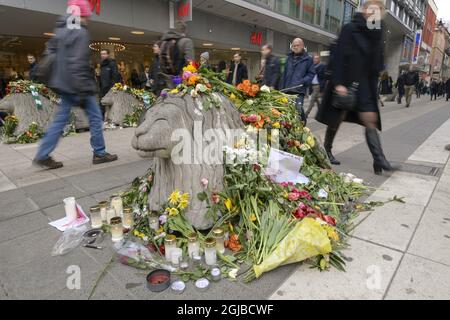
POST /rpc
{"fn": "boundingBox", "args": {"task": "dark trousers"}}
[295,94,307,124]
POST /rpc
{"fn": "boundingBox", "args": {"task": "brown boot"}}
[93,152,118,165]
[33,157,64,170]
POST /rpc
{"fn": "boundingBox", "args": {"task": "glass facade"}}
[245,0,343,34]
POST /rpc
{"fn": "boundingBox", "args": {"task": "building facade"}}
[418,0,438,79]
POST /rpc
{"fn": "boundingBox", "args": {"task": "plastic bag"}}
[115,240,176,272]
[51,223,89,256]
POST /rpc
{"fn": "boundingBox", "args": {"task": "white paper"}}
[49,204,90,232]
[318,189,328,199]
[265,148,310,185]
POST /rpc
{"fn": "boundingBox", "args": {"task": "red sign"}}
[90,0,101,15]
[251,32,263,46]
[177,0,192,21]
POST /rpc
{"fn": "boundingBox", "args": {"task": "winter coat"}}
[29,62,37,81]
[379,78,393,95]
[47,17,97,96]
[151,55,165,94]
[313,62,327,92]
[100,58,121,97]
[316,13,384,131]
[396,74,406,95]
[262,54,281,89]
[226,62,248,85]
[446,79,450,94]
[404,71,419,86]
[281,51,315,95]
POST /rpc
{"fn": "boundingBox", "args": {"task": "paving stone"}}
[270,238,402,300]
[0,211,50,242]
[385,254,450,300]
[0,171,17,192]
[42,196,98,221]
[353,200,425,251]
[0,249,106,299]
[66,170,124,194]
[0,189,39,220]
[88,273,136,300]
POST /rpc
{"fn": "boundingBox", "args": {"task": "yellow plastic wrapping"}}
[253,218,332,278]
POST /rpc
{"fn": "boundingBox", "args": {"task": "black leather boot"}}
[365,128,399,175]
[324,127,341,165]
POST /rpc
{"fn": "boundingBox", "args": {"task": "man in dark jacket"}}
[33,0,117,170]
[445,78,450,101]
[396,71,406,104]
[404,65,419,108]
[257,44,280,89]
[227,53,248,86]
[281,38,315,123]
[27,54,37,81]
[150,41,164,95]
[306,55,326,118]
[99,49,121,98]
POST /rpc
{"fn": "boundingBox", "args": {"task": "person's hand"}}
[335,85,348,96]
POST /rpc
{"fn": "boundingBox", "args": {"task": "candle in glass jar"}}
[171,248,183,266]
[164,235,177,261]
[187,233,200,259]
[204,238,217,266]
[212,227,225,254]
[110,217,124,242]
[99,201,108,222]
[90,205,103,229]
[110,195,123,218]
[148,212,160,231]
[122,207,134,229]
[106,206,116,224]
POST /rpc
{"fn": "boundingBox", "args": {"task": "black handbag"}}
[332,82,359,111]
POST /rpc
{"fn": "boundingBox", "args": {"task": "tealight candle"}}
[211,268,222,282]
[195,278,210,292]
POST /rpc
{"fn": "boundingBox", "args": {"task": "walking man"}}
[99,48,121,117]
[33,0,118,169]
[404,65,419,108]
[305,55,326,118]
[396,71,405,104]
[281,38,315,124]
[227,53,248,86]
[256,44,280,89]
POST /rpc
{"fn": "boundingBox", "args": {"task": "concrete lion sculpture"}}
[101,88,139,126]
[0,93,89,135]
[132,94,245,230]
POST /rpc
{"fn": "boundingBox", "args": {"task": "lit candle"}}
[98,201,108,222]
[204,238,217,266]
[110,217,124,242]
[90,205,103,229]
[164,235,177,261]
[110,195,123,218]
[187,233,200,259]
[122,207,134,229]
[212,228,226,254]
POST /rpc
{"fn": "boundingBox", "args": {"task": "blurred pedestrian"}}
[27,54,38,81]
[33,0,118,170]
[395,71,405,104]
[150,41,164,95]
[316,0,398,174]
[430,79,438,101]
[227,53,248,86]
[306,54,326,117]
[99,48,121,117]
[130,69,140,88]
[281,38,315,124]
[256,44,280,89]
[403,65,418,108]
[200,52,211,70]
[445,77,450,101]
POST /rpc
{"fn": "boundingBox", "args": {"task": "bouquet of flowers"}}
[6,80,59,104]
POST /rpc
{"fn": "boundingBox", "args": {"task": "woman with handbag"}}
[316,0,398,175]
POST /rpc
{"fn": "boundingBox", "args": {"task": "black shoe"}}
[93,153,118,165]
[324,127,341,166]
[365,128,399,175]
[33,157,64,170]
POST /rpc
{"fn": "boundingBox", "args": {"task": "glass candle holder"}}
[99,201,108,223]
[106,206,116,224]
[148,212,160,231]
[204,238,217,266]
[110,195,123,218]
[110,217,124,242]
[90,205,103,229]
[123,207,134,229]
[164,235,177,261]
[212,227,225,254]
[187,233,200,259]
[171,248,183,267]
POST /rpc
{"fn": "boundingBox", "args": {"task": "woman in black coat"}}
[316,1,397,175]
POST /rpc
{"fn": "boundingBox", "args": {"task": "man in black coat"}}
[445,78,450,101]
[396,71,406,104]
[305,55,326,118]
[27,54,37,81]
[33,1,117,170]
[99,49,121,98]
[281,38,315,123]
[257,44,280,89]
[227,53,248,86]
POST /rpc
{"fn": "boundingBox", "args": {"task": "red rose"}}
[253,164,261,172]
[324,215,337,226]
[159,244,165,256]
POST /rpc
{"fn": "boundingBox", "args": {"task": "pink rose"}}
[246,114,260,123]
[212,193,220,204]
[201,178,209,189]
[288,192,300,202]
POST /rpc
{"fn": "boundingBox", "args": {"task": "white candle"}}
[63,197,77,221]
[110,196,123,218]
[171,248,183,266]
[204,238,217,266]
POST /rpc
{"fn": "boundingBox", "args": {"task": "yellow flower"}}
[283,191,289,199]
[168,190,182,205]
[230,93,236,100]
[273,122,281,129]
[168,208,179,216]
[306,136,315,148]
[249,214,257,222]
[181,193,190,202]
[183,63,198,73]
[156,227,164,235]
[133,230,140,237]
[279,97,289,104]
[170,88,179,94]
[228,221,234,233]
[178,200,189,210]
[224,198,233,211]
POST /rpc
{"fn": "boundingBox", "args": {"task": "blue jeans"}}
[295,94,307,124]
[35,93,106,161]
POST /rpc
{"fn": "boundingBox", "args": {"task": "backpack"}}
[159,38,182,75]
